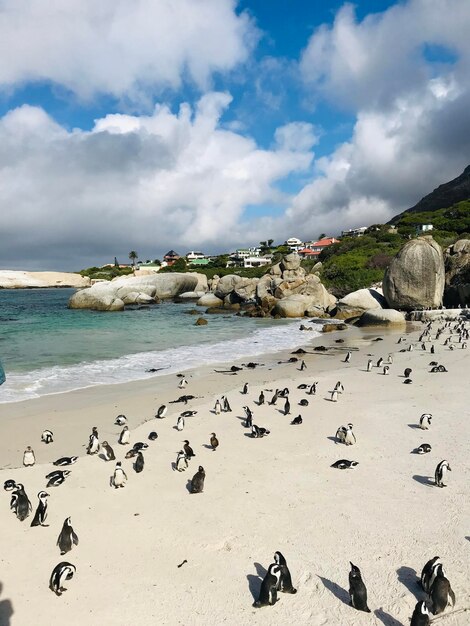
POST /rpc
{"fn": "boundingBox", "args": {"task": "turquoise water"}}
[0,289,315,402]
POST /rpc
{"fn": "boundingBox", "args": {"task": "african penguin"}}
[376,357,383,368]
[252,563,281,607]
[273,552,297,594]
[30,491,50,527]
[298,399,309,406]
[416,443,432,454]
[115,414,127,426]
[214,399,222,414]
[383,366,390,375]
[223,396,232,412]
[330,390,338,402]
[53,456,78,466]
[57,517,79,555]
[435,460,451,487]
[308,382,317,395]
[46,470,71,488]
[410,601,430,626]
[344,351,352,363]
[243,406,253,428]
[118,426,130,445]
[112,462,127,488]
[366,360,373,372]
[86,427,99,455]
[404,367,412,378]
[258,391,265,406]
[11,484,32,521]
[242,383,249,395]
[210,433,219,451]
[336,424,356,445]
[419,413,432,429]
[3,479,16,491]
[156,405,167,419]
[23,446,35,467]
[176,416,185,431]
[251,425,270,438]
[41,430,54,444]
[331,459,359,470]
[178,377,188,389]
[190,466,205,493]
[420,556,441,593]
[134,451,144,473]
[49,562,76,596]
[430,564,456,615]
[284,398,291,415]
[101,441,115,461]
[176,451,188,472]
[290,415,302,425]
[348,562,371,612]
[183,440,195,459]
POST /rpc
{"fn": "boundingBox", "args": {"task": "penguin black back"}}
[410,601,430,626]
[253,564,281,608]
[190,466,205,493]
[273,551,297,594]
[348,562,371,612]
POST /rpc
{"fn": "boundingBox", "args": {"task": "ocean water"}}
[0,289,319,403]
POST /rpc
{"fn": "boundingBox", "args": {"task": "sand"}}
[0,323,469,626]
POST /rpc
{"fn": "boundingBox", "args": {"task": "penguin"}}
[420,556,441,593]
[397,336,404,343]
[336,424,356,445]
[366,359,373,372]
[404,378,413,384]
[3,479,16,491]
[297,384,308,390]
[148,431,158,441]
[242,382,249,395]
[214,399,222,414]
[23,446,35,467]
[344,351,352,363]
[134,451,144,473]
[300,360,307,371]
[101,441,115,461]
[253,563,281,607]
[290,415,302,425]
[57,517,79,555]
[156,405,167,419]
[11,484,32,521]
[387,354,393,364]
[243,406,253,428]
[348,562,371,612]
[330,390,338,402]
[437,365,448,372]
[419,413,432,429]
[430,345,435,354]
[112,462,127,488]
[273,551,297,594]
[125,448,138,459]
[115,414,127,426]
[408,344,414,352]
[435,460,451,487]
[118,425,130,445]
[30,491,49,527]
[49,562,76,596]
[308,382,317,395]
[376,357,384,368]
[258,391,265,406]
[331,460,359,470]
[178,377,188,389]
[181,410,197,418]
[334,381,344,393]
[430,564,456,615]
[298,399,309,406]
[46,470,71,488]
[410,601,431,626]
[210,433,219,451]
[190,466,205,493]
[404,367,412,378]
[383,365,390,375]
[53,456,78,466]
[176,416,185,431]
[86,427,99,454]
[284,398,291,415]
[417,443,432,454]
[176,450,188,472]
[223,396,232,412]
[268,390,279,405]
[41,430,54,444]
[183,440,195,459]
[251,425,270,438]
[132,442,148,451]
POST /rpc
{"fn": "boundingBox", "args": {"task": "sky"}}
[1,0,470,270]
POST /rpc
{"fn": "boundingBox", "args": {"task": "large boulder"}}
[357,309,406,327]
[214,275,258,301]
[197,293,224,307]
[280,253,301,271]
[444,239,470,306]
[274,295,317,318]
[68,284,125,311]
[382,236,445,310]
[338,288,387,310]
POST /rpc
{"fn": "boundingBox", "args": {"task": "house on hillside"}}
[299,237,340,257]
[186,251,206,261]
[285,237,303,252]
[341,226,367,237]
[416,224,433,234]
[163,250,180,266]
[243,255,272,269]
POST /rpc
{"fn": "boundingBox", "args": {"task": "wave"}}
[0,321,321,403]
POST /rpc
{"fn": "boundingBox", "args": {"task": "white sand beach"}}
[0,323,469,625]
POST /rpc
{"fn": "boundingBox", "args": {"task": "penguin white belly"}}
[23,452,35,466]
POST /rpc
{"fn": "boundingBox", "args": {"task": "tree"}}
[318,233,326,240]
[114,257,119,267]
[128,251,138,267]
[267,238,274,247]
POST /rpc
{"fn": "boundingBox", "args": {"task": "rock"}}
[68,285,125,311]
[177,291,206,300]
[0,270,90,289]
[322,323,348,332]
[270,263,282,276]
[195,317,208,326]
[205,307,229,314]
[357,309,406,327]
[280,253,301,271]
[444,239,470,306]
[197,293,224,308]
[214,275,258,300]
[121,292,155,305]
[338,288,387,310]
[382,236,445,310]
[310,261,322,274]
[408,309,469,322]
[273,295,315,318]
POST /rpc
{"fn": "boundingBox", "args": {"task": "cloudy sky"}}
[1,0,470,270]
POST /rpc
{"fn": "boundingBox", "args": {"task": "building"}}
[299,237,340,257]
[188,258,210,267]
[285,237,303,252]
[416,224,433,234]
[163,250,180,266]
[341,226,367,237]
[186,251,206,261]
[243,256,272,269]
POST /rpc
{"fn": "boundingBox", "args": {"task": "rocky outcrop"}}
[0,270,90,289]
[69,273,199,311]
[357,309,406,327]
[197,293,224,308]
[273,295,327,318]
[214,275,258,302]
[382,236,445,310]
[337,288,386,311]
[444,239,470,306]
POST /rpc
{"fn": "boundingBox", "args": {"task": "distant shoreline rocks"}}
[0,270,90,289]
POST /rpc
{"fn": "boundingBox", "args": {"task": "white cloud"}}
[0,93,316,268]
[0,0,256,100]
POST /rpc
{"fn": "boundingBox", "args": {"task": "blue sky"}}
[0,0,469,269]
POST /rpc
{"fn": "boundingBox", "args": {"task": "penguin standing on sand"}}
[344,351,352,363]
[376,357,383,368]
[176,451,188,472]
[336,424,356,445]
[349,562,371,612]
[210,433,219,451]
[183,440,195,459]
[435,460,451,487]
[243,406,253,428]
[214,399,222,415]
[410,601,431,626]
[57,517,79,555]
[87,427,99,454]
[330,390,338,402]
[242,383,249,395]
[421,556,441,593]
[273,552,297,594]
[300,360,307,371]
[134,451,144,473]
[308,382,317,395]
[176,416,185,431]
[419,413,432,429]
[190,466,205,493]
[101,441,115,461]
[284,398,291,415]
[41,430,54,444]
[118,426,130,445]
[269,390,279,405]
[404,367,412,378]
[112,462,127,488]
[223,396,232,412]
[178,377,188,389]
[383,365,389,375]
[49,562,76,596]
[23,446,35,467]
[366,360,373,372]
[334,381,344,393]
[258,391,265,406]
[430,564,456,614]
[11,484,32,521]
[30,491,49,527]
[252,564,281,608]
[156,405,167,419]
[387,354,393,364]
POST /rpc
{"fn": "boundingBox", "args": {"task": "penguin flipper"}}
[449,586,456,607]
[72,531,79,546]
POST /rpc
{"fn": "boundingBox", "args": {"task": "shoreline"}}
[0,320,468,625]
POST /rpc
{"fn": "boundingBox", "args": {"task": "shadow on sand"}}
[374,607,403,626]
[317,575,350,606]
[0,583,13,626]
[247,562,267,601]
[396,566,421,599]
[412,474,435,487]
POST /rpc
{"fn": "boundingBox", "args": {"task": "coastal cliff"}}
[0,270,90,289]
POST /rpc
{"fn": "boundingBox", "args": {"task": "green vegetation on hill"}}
[394,200,470,246]
[79,266,134,280]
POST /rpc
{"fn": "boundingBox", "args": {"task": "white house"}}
[186,251,206,261]
[243,256,271,268]
[416,224,433,234]
[341,226,367,237]
[285,237,304,251]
